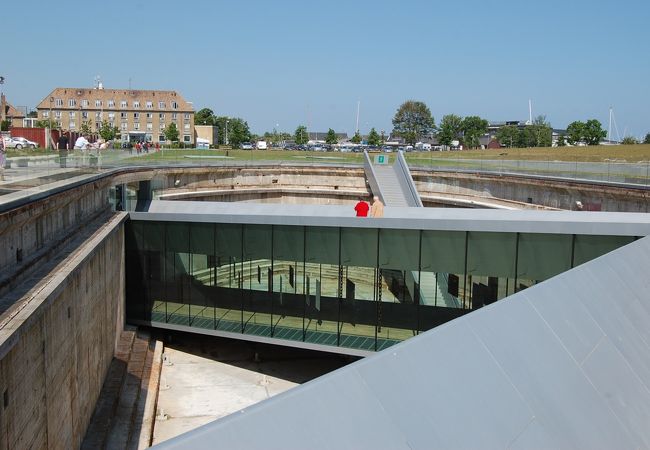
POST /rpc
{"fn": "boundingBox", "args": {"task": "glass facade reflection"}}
[125,220,636,352]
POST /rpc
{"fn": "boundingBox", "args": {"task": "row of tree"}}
[197,102,650,149]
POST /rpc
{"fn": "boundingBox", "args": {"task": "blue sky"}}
[3,0,649,137]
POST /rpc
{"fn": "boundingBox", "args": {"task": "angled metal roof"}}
[155,236,650,449]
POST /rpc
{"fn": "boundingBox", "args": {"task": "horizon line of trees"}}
[195,104,650,149]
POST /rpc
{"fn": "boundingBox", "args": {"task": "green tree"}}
[80,120,93,136]
[566,121,585,145]
[294,125,308,145]
[528,115,553,147]
[195,108,216,125]
[644,133,650,144]
[437,114,463,147]
[392,100,435,145]
[164,122,179,142]
[496,125,520,148]
[461,116,488,149]
[325,128,338,144]
[582,119,607,145]
[350,131,362,144]
[621,136,638,145]
[556,134,567,147]
[1,120,11,131]
[98,121,119,141]
[213,116,251,146]
[367,128,381,146]
[35,119,60,129]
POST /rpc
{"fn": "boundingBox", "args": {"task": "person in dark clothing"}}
[354,197,369,217]
[57,132,69,168]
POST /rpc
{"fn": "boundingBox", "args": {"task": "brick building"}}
[36,86,195,144]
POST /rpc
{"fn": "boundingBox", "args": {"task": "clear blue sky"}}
[3,0,649,138]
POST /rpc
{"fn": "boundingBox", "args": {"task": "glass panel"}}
[214,224,243,333]
[339,227,378,351]
[573,235,635,267]
[188,223,216,331]
[467,232,517,310]
[517,233,572,289]
[304,227,340,347]
[242,225,273,337]
[377,229,420,350]
[272,226,305,342]
[163,222,190,326]
[419,231,467,330]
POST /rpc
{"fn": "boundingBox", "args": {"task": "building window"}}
[146,101,153,109]
[108,100,115,108]
[146,113,153,119]
[54,111,61,118]
[55,98,63,107]
[184,123,190,131]
[184,113,190,120]
[69,111,76,118]
[134,123,140,130]
[159,113,165,119]
[183,135,191,142]
[82,112,88,119]
[159,123,165,130]
[121,100,127,108]
[121,123,128,130]
[133,101,140,108]
[158,101,166,109]
[69,121,76,129]
[159,135,165,142]
[172,113,177,120]
[68,99,76,107]
[134,112,140,119]
[146,123,153,131]
[121,112,127,119]
[95,100,102,108]
[95,112,102,119]
[172,101,178,109]
[82,100,89,107]
[108,112,115,119]
[42,111,49,118]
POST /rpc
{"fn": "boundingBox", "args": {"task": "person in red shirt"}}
[354,197,370,217]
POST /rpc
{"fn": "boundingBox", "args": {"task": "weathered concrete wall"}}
[413,170,650,212]
[159,188,365,205]
[0,179,112,297]
[0,214,126,450]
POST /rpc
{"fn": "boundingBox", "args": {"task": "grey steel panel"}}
[581,337,650,448]
[355,320,535,449]
[154,237,650,449]
[465,295,637,449]
[132,200,650,236]
[523,282,604,365]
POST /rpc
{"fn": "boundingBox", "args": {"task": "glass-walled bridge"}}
[125,201,647,355]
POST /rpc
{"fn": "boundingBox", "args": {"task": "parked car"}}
[5,137,38,149]
[240,142,253,150]
[256,141,268,150]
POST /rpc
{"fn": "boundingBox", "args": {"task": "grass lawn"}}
[404,144,650,163]
[121,144,650,165]
[121,148,365,164]
[5,148,57,158]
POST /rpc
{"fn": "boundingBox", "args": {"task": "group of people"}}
[354,195,384,218]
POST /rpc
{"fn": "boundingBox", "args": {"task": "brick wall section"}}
[0,214,126,450]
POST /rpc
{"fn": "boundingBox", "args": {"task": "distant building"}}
[36,86,195,144]
[1,94,26,128]
[194,125,218,146]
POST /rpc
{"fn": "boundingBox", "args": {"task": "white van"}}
[256,141,268,150]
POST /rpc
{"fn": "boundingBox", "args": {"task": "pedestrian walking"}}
[370,195,384,218]
[57,131,69,168]
[354,197,369,217]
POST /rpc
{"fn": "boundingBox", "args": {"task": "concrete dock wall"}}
[0,214,126,450]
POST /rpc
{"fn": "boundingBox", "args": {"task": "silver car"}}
[5,137,38,149]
